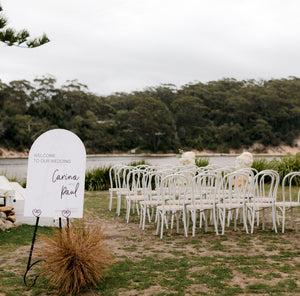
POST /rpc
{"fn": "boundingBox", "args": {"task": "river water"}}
[0,155,280,180]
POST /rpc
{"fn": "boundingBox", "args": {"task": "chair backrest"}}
[136,164,152,171]
[220,171,253,204]
[157,168,174,178]
[142,171,163,202]
[215,167,236,186]
[109,165,118,189]
[118,165,133,189]
[253,170,279,203]
[236,168,256,191]
[159,174,189,206]
[237,167,258,176]
[180,168,196,182]
[191,172,218,205]
[282,171,300,204]
[109,164,125,189]
[126,167,149,193]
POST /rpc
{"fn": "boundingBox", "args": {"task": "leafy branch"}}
[0,4,49,48]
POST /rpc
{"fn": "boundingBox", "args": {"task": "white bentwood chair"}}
[216,171,251,235]
[139,171,163,230]
[155,174,190,239]
[108,165,132,215]
[186,172,219,236]
[125,167,149,223]
[276,171,300,233]
[246,170,279,233]
[108,164,123,211]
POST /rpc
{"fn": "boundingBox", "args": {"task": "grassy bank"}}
[1,190,300,295]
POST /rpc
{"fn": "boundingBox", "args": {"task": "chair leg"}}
[139,204,143,228]
[191,211,196,237]
[147,207,151,223]
[262,208,265,230]
[227,211,232,227]
[126,199,131,223]
[204,211,208,232]
[199,212,203,228]
[271,205,277,233]
[164,215,169,229]
[251,210,255,234]
[186,210,190,231]
[109,190,113,211]
[150,207,155,221]
[242,205,248,234]
[135,201,140,216]
[171,213,174,229]
[160,211,165,239]
[282,209,285,233]
[156,211,160,235]
[219,208,226,235]
[142,205,147,230]
[176,212,180,234]
[233,210,237,231]
[183,209,188,237]
[212,207,219,235]
[116,193,122,216]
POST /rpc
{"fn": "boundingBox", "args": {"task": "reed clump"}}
[195,157,209,167]
[252,153,300,183]
[38,220,113,295]
[85,166,111,191]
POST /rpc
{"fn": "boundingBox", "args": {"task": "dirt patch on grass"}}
[3,192,300,295]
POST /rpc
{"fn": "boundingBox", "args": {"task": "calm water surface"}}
[0,155,280,180]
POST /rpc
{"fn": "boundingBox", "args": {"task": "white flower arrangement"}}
[179,150,196,166]
[235,152,253,170]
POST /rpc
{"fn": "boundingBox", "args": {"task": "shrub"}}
[127,160,149,167]
[195,157,209,167]
[252,153,300,183]
[85,160,150,191]
[38,219,113,295]
[85,166,111,191]
[252,158,271,172]
[270,153,300,183]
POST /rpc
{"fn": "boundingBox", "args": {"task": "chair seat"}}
[276,201,300,207]
[247,202,275,209]
[140,200,161,206]
[157,204,185,211]
[251,196,273,202]
[186,204,213,211]
[126,194,144,201]
[194,199,214,205]
[217,203,243,210]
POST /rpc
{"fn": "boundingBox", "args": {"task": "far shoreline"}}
[0,151,295,160]
[1,143,299,159]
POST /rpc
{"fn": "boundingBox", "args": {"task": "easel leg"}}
[24,216,43,288]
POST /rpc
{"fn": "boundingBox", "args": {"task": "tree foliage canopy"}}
[0,76,299,153]
[0,4,49,48]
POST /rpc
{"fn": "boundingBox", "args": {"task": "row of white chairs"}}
[108,164,300,238]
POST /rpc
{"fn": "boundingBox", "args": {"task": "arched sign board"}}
[24,129,86,219]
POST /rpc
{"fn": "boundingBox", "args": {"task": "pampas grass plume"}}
[38,219,113,295]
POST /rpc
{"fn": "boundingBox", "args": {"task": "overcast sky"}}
[1,0,300,95]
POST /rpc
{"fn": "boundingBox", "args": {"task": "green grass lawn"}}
[1,190,300,295]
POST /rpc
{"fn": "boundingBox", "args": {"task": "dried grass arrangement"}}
[37,219,113,295]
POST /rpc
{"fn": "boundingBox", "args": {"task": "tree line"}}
[0,76,300,154]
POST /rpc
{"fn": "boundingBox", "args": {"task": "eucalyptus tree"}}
[171,96,209,150]
[118,96,175,152]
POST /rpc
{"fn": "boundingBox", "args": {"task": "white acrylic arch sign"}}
[24,129,86,218]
